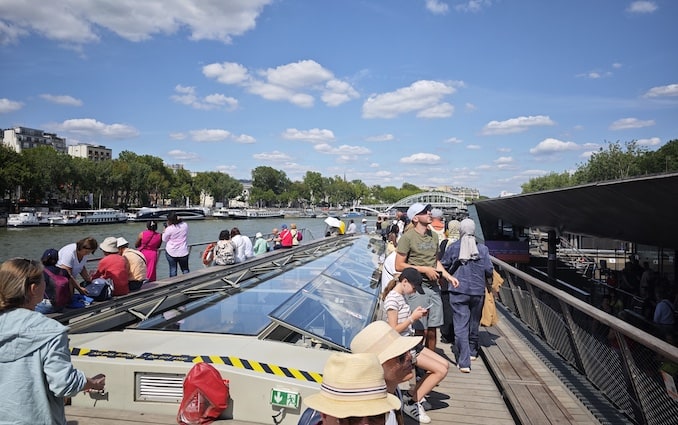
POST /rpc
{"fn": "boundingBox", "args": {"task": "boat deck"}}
[66,310,603,425]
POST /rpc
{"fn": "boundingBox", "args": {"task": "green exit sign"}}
[270,388,300,409]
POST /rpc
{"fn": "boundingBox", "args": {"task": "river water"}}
[0,217,347,280]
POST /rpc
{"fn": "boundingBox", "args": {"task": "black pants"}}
[440,281,454,343]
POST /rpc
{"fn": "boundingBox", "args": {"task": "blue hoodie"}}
[0,308,86,425]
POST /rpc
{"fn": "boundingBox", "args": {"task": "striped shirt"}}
[383,291,413,336]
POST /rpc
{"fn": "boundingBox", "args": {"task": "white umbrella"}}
[324,216,342,228]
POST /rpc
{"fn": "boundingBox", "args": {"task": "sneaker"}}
[417,403,432,424]
[402,400,420,422]
[459,366,471,373]
[470,355,477,361]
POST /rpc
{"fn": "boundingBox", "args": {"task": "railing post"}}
[556,299,586,373]
[613,330,647,424]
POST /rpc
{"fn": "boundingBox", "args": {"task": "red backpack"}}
[177,362,230,425]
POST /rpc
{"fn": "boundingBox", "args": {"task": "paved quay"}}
[67,310,603,425]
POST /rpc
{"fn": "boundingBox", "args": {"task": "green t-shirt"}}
[396,228,439,269]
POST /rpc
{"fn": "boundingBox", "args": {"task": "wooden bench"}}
[479,325,576,425]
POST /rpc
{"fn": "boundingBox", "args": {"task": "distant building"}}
[2,126,67,153]
[428,185,480,200]
[68,143,112,161]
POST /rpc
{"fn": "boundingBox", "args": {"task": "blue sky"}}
[0,0,676,198]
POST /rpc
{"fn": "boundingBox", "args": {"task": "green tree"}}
[521,172,574,193]
[302,171,325,206]
[0,145,27,202]
[251,166,290,196]
[572,141,646,184]
[194,171,242,206]
[638,139,678,174]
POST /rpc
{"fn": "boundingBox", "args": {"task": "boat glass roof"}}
[137,235,384,347]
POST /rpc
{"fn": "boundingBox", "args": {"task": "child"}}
[382,267,449,423]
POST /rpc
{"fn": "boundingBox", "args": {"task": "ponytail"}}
[381,277,399,301]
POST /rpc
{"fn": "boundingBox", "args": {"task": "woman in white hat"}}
[303,352,400,425]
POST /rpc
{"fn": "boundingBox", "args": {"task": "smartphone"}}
[425,303,433,310]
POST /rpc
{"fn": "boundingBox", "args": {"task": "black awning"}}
[473,173,678,250]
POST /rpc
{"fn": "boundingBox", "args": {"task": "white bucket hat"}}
[303,352,400,418]
[350,321,421,364]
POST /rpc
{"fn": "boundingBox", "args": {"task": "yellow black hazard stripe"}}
[70,347,323,383]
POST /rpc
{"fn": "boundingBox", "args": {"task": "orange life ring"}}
[202,242,216,265]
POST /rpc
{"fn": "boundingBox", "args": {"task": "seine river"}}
[0,217,342,280]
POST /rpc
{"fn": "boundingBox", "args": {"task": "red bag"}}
[177,363,230,425]
[296,230,303,241]
[44,268,71,308]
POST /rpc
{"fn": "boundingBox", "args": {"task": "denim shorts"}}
[407,280,444,329]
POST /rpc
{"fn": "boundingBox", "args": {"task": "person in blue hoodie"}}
[0,258,106,425]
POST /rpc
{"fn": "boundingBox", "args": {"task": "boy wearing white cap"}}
[395,203,458,352]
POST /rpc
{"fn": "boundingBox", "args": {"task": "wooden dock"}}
[67,311,603,425]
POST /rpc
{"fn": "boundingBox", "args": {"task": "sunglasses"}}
[338,413,386,425]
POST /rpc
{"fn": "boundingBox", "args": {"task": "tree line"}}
[0,146,429,210]
[520,140,678,193]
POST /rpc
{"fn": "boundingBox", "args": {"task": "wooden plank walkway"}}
[67,310,604,425]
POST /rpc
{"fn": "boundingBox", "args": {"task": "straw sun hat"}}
[350,321,421,364]
[303,352,401,418]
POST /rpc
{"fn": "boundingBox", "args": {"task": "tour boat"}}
[128,207,208,222]
[48,209,129,226]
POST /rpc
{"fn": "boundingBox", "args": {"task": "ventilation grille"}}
[135,372,184,403]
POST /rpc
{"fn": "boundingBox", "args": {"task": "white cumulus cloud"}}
[362,80,458,119]
[644,83,678,98]
[609,117,655,130]
[253,150,292,162]
[481,115,556,135]
[55,118,138,139]
[190,129,232,142]
[529,138,579,155]
[40,94,82,106]
[204,59,357,107]
[627,1,658,14]
[399,153,442,164]
[0,0,273,46]
[0,98,22,113]
[281,128,335,143]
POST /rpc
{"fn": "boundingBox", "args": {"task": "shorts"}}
[407,280,443,329]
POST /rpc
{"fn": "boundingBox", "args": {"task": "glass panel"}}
[268,274,379,349]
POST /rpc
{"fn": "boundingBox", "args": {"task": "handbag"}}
[480,287,498,326]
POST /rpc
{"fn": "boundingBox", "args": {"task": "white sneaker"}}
[417,402,432,424]
[470,355,477,361]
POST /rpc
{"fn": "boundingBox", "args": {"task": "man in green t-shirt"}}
[396,203,459,351]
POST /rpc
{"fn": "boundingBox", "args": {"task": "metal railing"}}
[493,257,678,425]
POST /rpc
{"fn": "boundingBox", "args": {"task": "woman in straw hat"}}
[303,352,400,425]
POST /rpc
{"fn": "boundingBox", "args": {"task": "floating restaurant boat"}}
[48,208,128,226]
[59,234,383,423]
[128,207,208,222]
[229,208,285,220]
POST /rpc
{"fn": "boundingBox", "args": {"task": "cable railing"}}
[493,256,678,425]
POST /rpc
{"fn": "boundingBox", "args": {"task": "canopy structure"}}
[472,173,678,250]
